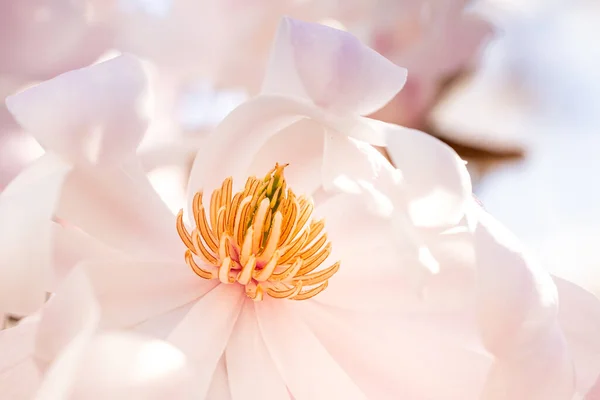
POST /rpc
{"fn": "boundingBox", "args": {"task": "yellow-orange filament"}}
[176,164,340,301]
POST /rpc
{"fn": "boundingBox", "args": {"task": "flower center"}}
[176,163,340,301]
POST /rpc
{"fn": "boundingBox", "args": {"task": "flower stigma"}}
[176,163,340,301]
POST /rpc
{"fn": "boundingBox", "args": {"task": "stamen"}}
[177,163,340,301]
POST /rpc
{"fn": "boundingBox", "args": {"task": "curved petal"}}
[255,299,366,400]
[78,260,213,329]
[473,206,574,398]
[226,301,288,400]
[553,277,600,395]
[38,332,200,400]
[206,356,232,400]
[0,317,41,399]
[51,224,128,291]
[262,18,407,116]
[0,154,72,315]
[0,316,39,373]
[167,284,244,399]
[187,95,388,209]
[246,118,326,197]
[312,191,475,313]
[295,301,492,399]
[56,161,181,260]
[35,268,100,365]
[5,54,150,167]
[384,121,472,227]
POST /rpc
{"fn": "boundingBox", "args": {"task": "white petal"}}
[206,356,232,400]
[0,317,40,396]
[79,260,213,329]
[255,300,366,400]
[246,118,325,197]
[56,161,181,260]
[263,18,407,116]
[473,207,574,397]
[167,284,244,399]
[187,95,388,210]
[384,121,472,227]
[38,332,200,400]
[480,323,573,400]
[553,277,600,395]
[51,224,127,291]
[0,154,71,315]
[226,300,288,400]
[6,54,150,167]
[35,268,100,365]
[295,301,492,399]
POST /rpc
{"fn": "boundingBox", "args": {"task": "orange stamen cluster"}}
[176,164,340,301]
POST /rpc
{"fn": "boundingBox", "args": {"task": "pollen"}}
[176,163,340,301]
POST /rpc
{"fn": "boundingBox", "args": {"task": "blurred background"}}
[1,0,599,297]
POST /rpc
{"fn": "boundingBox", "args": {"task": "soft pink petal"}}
[553,277,600,395]
[321,131,400,216]
[246,118,325,197]
[384,121,472,227]
[0,154,72,314]
[206,356,232,400]
[51,224,128,291]
[167,284,244,398]
[262,18,407,116]
[226,301,288,400]
[474,206,574,398]
[39,332,200,400]
[312,192,475,313]
[295,301,492,399]
[0,359,41,400]
[0,316,39,375]
[480,323,573,400]
[255,299,366,400]
[35,268,100,365]
[187,95,388,209]
[5,54,149,167]
[56,161,181,260]
[79,260,213,329]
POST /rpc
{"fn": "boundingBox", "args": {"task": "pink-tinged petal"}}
[255,299,366,400]
[0,316,39,375]
[226,301,288,400]
[79,260,213,329]
[480,323,573,400]
[474,207,574,397]
[384,121,472,227]
[0,154,72,315]
[167,284,244,398]
[35,268,100,365]
[312,191,475,313]
[56,161,181,260]
[262,18,407,116]
[5,54,150,167]
[246,118,326,197]
[0,359,41,400]
[321,131,400,216]
[38,332,200,400]
[187,95,387,208]
[553,277,600,395]
[295,301,492,399]
[51,224,128,291]
[206,356,232,400]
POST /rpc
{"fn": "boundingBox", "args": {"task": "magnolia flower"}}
[1,18,600,400]
[0,269,199,399]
